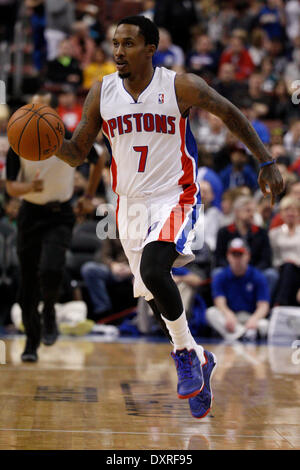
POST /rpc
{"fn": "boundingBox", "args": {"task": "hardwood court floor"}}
[0,337,300,450]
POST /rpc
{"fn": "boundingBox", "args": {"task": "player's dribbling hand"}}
[258,163,284,206]
[31,170,44,192]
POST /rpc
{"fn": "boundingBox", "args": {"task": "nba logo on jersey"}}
[158,93,164,104]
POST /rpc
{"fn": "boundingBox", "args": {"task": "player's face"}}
[113,24,152,79]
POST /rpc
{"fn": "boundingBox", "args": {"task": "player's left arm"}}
[175,73,284,203]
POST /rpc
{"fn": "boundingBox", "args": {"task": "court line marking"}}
[0,428,295,440]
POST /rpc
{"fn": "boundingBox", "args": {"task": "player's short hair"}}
[117,16,159,49]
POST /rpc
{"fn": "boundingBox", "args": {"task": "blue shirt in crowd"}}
[212,265,270,313]
[198,166,223,209]
[258,6,284,40]
[252,119,270,144]
[219,164,258,192]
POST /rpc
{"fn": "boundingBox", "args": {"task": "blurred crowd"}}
[0,0,299,340]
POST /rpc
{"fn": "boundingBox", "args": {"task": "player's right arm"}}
[56,81,103,167]
[175,73,284,204]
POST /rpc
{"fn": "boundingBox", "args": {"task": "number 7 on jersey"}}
[133,146,148,173]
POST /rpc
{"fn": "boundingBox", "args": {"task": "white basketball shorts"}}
[117,185,202,301]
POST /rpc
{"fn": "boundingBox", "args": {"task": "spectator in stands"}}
[285,48,300,95]
[44,0,75,61]
[57,89,83,133]
[69,21,96,69]
[269,196,300,306]
[260,56,278,93]
[271,79,300,122]
[257,0,285,41]
[248,28,267,67]
[219,143,258,192]
[270,180,300,228]
[283,120,300,162]
[265,37,288,76]
[219,34,255,81]
[154,0,198,52]
[83,47,116,90]
[256,194,274,230]
[25,0,46,71]
[199,180,222,251]
[46,38,83,91]
[196,113,227,155]
[213,131,240,173]
[216,196,271,268]
[172,266,203,316]
[197,157,223,210]
[290,156,300,178]
[0,0,19,44]
[80,238,132,320]
[285,0,300,42]
[207,238,270,341]
[186,34,218,76]
[215,195,279,297]
[101,23,118,60]
[213,63,246,105]
[228,1,258,33]
[76,3,105,46]
[152,28,184,72]
[244,72,272,118]
[241,101,270,145]
[140,0,155,21]
[220,189,240,227]
[276,155,298,195]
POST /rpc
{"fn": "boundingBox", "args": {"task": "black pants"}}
[17,200,75,345]
[276,263,300,306]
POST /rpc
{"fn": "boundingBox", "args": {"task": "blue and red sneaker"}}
[189,350,217,419]
[171,348,204,399]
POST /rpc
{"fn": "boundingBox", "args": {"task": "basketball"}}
[7,103,65,161]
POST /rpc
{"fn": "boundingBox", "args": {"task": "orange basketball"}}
[7,103,65,161]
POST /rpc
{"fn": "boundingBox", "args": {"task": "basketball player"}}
[55,17,284,418]
[6,91,104,363]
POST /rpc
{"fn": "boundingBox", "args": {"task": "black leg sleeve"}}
[140,241,184,321]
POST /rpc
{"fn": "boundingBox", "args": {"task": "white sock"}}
[162,311,205,364]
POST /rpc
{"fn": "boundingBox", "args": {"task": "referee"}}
[5,91,104,362]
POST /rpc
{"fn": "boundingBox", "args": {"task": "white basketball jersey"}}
[100,67,198,198]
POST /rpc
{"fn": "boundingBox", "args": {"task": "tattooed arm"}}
[56,81,103,167]
[175,73,284,203]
